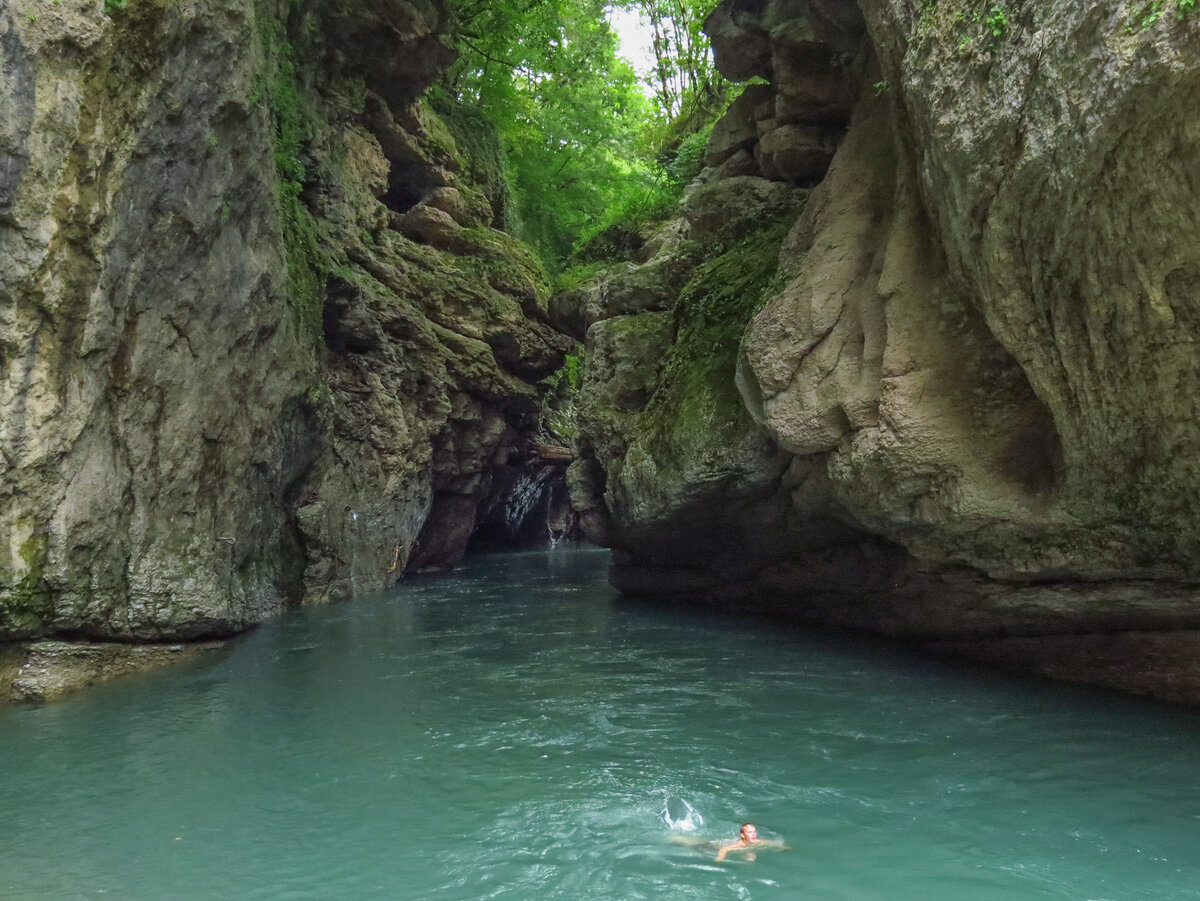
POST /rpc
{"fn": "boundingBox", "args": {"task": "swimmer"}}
[714,823,790,862]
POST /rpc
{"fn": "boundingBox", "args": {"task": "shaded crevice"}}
[322,274,379,355]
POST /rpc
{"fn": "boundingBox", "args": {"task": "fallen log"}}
[531,444,576,464]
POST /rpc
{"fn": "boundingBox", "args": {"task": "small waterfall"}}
[471,454,579,550]
[503,466,556,539]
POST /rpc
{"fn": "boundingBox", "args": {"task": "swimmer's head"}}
[740,823,758,843]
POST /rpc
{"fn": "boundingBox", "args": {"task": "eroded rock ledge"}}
[569,0,1200,705]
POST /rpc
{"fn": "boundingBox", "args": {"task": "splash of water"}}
[661,795,704,832]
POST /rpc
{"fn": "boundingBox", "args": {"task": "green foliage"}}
[665,123,712,187]
[554,261,609,293]
[103,0,127,13]
[445,0,658,270]
[541,349,586,439]
[562,353,584,392]
[444,0,725,272]
[257,10,324,345]
[983,6,1009,37]
[610,0,723,122]
[1128,0,1197,29]
[567,112,720,267]
[429,90,511,228]
[918,2,1016,51]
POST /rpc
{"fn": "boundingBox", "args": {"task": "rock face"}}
[0,0,568,670]
[571,0,1200,705]
[0,0,312,641]
[7,0,1200,708]
[702,0,863,183]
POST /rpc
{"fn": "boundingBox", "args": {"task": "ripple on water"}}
[2,549,1200,900]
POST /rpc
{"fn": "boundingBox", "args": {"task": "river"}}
[2,547,1199,900]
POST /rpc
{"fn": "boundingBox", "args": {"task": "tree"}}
[444,0,658,268]
[612,0,723,126]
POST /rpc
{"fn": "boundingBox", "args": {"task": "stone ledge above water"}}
[0,640,229,705]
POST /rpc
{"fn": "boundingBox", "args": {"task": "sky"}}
[607,6,658,81]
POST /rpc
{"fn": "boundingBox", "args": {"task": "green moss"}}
[428,91,512,230]
[540,348,586,439]
[675,222,791,330]
[257,6,324,347]
[554,261,608,294]
[2,532,52,635]
[634,220,791,457]
[448,227,551,306]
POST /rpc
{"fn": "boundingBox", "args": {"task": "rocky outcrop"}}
[566,175,809,578]
[290,65,570,599]
[702,0,865,183]
[0,0,313,643]
[573,0,1200,704]
[1,639,227,703]
[0,0,569,690]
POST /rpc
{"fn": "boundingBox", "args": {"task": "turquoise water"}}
[2,547,1200,900]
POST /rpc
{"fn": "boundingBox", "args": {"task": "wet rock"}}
[0,0,569,634]
[575,0,1200,705]
[5,640,228,705]
[566,456,611,545]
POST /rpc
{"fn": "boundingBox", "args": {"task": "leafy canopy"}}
[443,0,723,271]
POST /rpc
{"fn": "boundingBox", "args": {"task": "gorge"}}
[3,0,1200,707]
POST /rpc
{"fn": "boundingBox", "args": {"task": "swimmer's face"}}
[741,824,758,842]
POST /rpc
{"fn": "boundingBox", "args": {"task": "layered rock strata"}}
[572,0,1200,704]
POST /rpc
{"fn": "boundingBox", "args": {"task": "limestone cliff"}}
[571,0,1200,704]
[0,0,310,642]
[7,0,1200,708]
[0,0,567,676]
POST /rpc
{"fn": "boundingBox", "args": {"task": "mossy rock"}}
[0,532,54,639]
[444,227,551,309]
[428,94,511,228]
[610,220,796,530]
[681,176,807,244]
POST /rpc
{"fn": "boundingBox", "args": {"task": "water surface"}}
[2,548,1199,900]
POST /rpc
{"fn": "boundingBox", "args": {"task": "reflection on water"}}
[2,547,1200,900]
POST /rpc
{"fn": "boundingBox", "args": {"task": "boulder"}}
[755,124,841,183]
[704,84,775,168]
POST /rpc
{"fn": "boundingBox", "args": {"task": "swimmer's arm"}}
[714,841,743,862]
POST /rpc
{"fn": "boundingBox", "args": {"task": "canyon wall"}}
[572,0,1200,704]
[0,0,566,685]
[6,0,1200,707]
